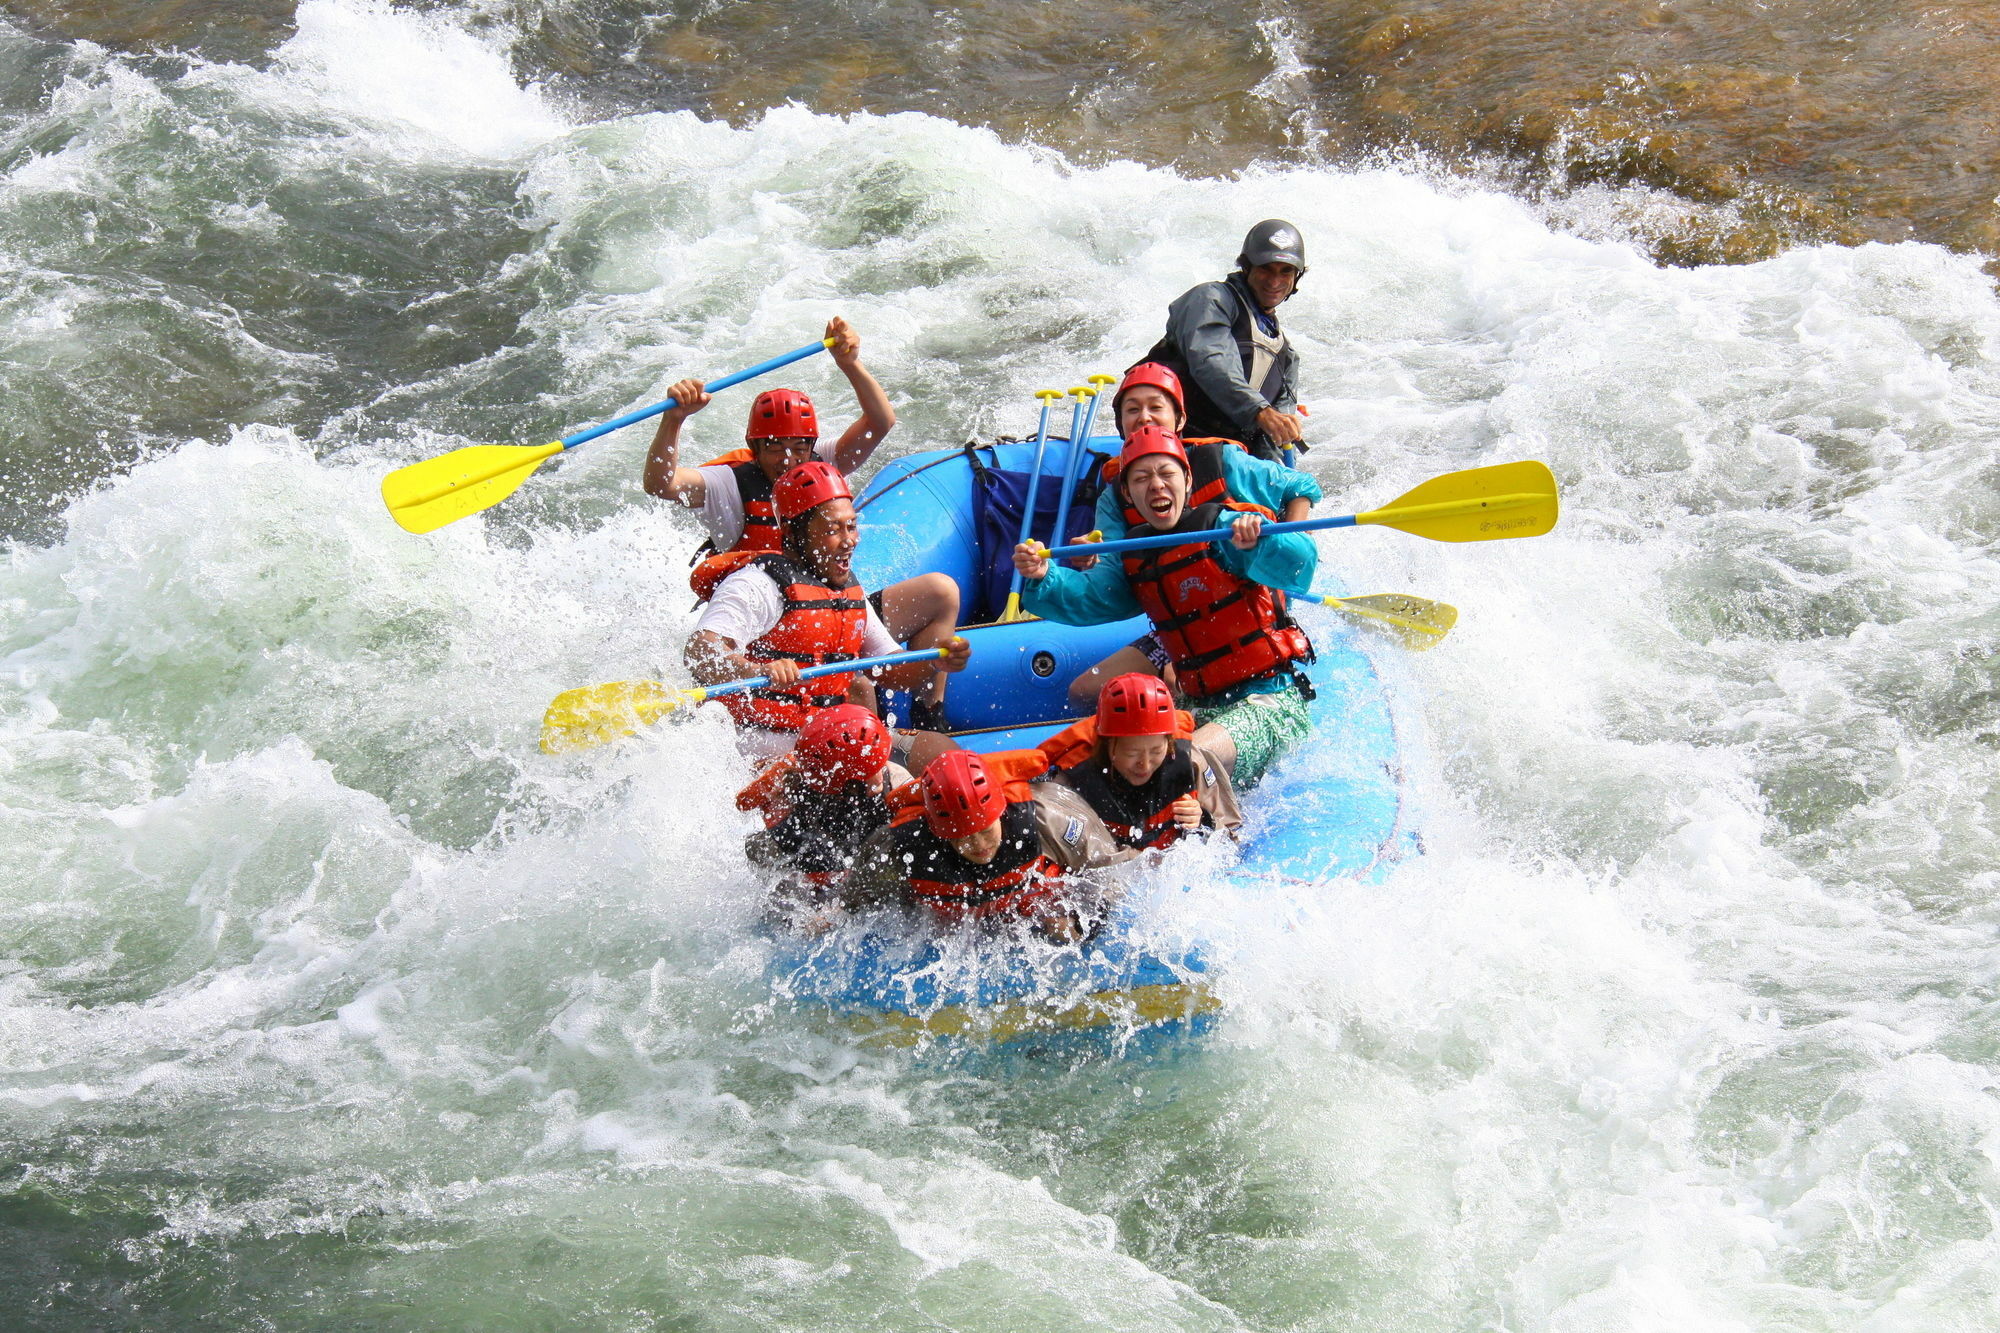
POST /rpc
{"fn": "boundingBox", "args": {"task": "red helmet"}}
[773,460,852,520]
[745,388,818,442]
[1116,423,1190,479]
[1096,673,1176,737]
[921,749,1007,841]
[1113,363,1185,424]
[794,704,891,791]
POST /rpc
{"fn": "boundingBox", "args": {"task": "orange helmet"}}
[745,388,818,441]
[773,460,852,520]
[794,704,892,791]
[1096,673,1176,737]
[921,750,1007,841]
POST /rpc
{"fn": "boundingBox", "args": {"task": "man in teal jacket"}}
[1015,425,1318,787]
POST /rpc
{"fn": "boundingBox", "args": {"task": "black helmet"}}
[1237,219,1306,273]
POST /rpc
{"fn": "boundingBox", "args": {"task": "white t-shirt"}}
[695,563,902,760]
[696,565,898,657]
[695,439,841,550]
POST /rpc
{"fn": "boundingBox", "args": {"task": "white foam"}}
[4,28,2000,1326]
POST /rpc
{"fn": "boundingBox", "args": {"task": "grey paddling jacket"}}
[1144,271,1298,454]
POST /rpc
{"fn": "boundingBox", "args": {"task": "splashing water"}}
[4,2,2000,1328]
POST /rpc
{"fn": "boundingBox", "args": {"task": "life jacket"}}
[737,759,890,890]
[889,800,1064,923]
[1062,739,1205,852]
[718,553,869,733]
[689,448,783,599]
[1036,710,1198,771]
[1121,501,1313,700]
[1102,438,1251,529]
[1144,273,1290,446]
[883,750,1061,922]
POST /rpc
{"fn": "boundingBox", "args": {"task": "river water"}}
[4,2,2000,1329]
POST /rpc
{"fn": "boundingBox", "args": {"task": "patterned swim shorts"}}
[1190,681,1311,789]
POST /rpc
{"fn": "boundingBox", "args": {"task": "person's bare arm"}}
[824,317,897,473]
[642,376,714,506]
[684,629,802,688]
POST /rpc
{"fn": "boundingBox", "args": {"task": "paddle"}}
[1030,460,1558,560]
[383,337,836,534]
[999,389,1068,624]
[1283,590,1458,650]
[1047,375,1116,566]
[540,646,951,754]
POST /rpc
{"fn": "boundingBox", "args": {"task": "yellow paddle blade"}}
[381,441,565,534]
[1326,593,1458,651]
[540,679,704,754]
[1358,460,1559,543]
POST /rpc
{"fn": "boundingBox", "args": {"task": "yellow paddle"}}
[382,337,835,534]
[1283,590,1459,650]
[541,646,952,754]
[1033,459,1560,560]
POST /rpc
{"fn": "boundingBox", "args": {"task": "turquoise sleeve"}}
[1019,558,1144,625]
[1092,481,1123,540]
[1221,525,1318,592]
[1220,449,1323,513]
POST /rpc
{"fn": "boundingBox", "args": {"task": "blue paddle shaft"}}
[1047,396,1092,557]
[1004,400,1061,605]
[1038,513,1358,560]
[559,339,833,450]
[702,646,943,700]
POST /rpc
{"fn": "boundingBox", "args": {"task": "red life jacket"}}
[1121,501,1313,700]
[1061,738,1205,852]
[689,448,784,599]
[718,554,869,733]
[889,799,1064,923]
[1104,438,1248,529]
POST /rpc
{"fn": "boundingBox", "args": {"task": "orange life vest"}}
[718,554,869,733]
[1120,501,1313,700]
[689,448,784,599]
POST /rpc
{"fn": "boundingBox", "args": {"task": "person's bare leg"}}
[1066,645,1163,713]
[1193,722,1237,779]
[877,574,960,709]
[900,728,961,776]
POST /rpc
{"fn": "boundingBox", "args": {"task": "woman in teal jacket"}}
[1016,425,1318,788]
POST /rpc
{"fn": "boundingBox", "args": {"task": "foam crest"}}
[4,32,2000,1324]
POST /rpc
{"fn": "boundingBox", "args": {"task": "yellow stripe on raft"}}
[844,981,1221,1048]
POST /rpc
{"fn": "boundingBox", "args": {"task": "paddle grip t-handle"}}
[1048,374,1115,560]
[1001,389,1069,622]
[556,337,835,451]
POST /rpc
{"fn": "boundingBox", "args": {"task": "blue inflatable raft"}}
[768,436,1421,1050]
